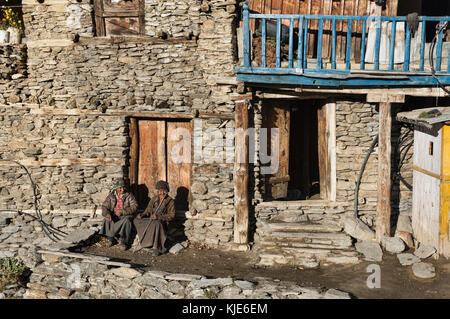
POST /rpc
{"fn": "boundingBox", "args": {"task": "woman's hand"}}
[150,214,158,220]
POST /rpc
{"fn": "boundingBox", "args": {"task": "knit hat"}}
[112,178,125,190]
[156,180,169,192]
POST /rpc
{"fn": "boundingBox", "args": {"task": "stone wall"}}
[1,0,241,250]
[22,1,94,41]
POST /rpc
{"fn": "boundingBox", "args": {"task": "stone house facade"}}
[1,0,445,267]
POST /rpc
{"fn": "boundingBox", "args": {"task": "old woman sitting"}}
[99,178,138,251]
[134,180,175,256]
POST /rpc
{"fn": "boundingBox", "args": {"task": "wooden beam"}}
[234,100,249,244]
[367,93,405,103]
[129,117,139,195]
[0,158,125,167]
[377,102,392,242]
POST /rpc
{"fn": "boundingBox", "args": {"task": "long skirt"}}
[99,215,133,245]
[133,218,168,253]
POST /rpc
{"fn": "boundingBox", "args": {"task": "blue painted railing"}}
[236,2,450,87]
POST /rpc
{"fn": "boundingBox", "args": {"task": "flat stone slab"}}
[355,241,383,262]
[412,262,436,279]
[382,236,406,254]
[234,280,256,289]
[62,229,97,244]
[109,267,143,279]
[397,253,420,266]
[164,273,204,281]
[323,289,352,299]
[189,278,234,289]
[414,244,436,259]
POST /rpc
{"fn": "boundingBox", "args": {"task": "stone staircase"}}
[254,201,360,268]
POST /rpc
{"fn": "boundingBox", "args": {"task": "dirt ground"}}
[80,236,450,299]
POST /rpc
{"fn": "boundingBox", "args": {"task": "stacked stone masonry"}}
[0,0,416,268]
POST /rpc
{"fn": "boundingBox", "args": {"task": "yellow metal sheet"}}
[440,125,450,242]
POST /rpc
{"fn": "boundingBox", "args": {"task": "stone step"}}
[258,247,360,267]
[259,233,353,248]
[257,221,343,233]
[259,240,352,250]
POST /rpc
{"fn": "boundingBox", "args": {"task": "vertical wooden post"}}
[234,100,249,244]
[377,102,392,242]
[242,2,251,68]
[129,117,139,196]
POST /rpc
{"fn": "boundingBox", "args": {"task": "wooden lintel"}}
[0,158,125,167]
[30,108,195,119]
[257,92,329,100]
[367,93,405,103]
[377,102,392,242]
[230,93,253,101]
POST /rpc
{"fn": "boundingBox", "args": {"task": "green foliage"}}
[203,288,217,299]
[0,258,30,282]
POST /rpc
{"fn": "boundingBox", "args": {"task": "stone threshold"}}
[257,200,351,209]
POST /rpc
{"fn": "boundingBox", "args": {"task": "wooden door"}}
[94,0,145,36]
[262,102,290,200]
[131,119,191,210]
[167,121,192,211]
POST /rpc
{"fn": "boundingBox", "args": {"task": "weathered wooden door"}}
[130,119,191,210]
[94,0,145,36]
[262,102,291,200]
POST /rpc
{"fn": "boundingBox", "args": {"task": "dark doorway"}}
[262,99,327,201]
[289,101,320,200]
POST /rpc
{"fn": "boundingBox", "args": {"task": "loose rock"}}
[355,241,383,262]
[381,236,406,254]
[412,262,436,279]
[342,216,375,241]
[414,244,436,259]
[397,253,420,266]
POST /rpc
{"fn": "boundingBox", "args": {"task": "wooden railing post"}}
[243,2,250,68]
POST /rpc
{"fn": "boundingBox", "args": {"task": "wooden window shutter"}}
[94,0,145,37]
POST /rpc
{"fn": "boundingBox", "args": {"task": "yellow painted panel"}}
[442,125,450,177]
[440,125,450,243]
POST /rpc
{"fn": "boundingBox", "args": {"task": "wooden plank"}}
[317,104,328,199]
[263,102,290,200]
[37,250,132,268]
[129,117,139,196]
[138,120,166,204]
[167,121,192,210]
[376,102,392,242]
[326,102,336,201]
[234,101,249,244]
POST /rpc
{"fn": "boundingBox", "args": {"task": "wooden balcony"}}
[235,2,450,88]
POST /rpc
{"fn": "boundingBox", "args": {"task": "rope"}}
[0,159,67,242]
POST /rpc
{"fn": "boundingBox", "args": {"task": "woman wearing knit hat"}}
[134,180,175,256]
[99,178,138,251]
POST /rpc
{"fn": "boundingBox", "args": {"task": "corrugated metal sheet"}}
[397,107,450,130]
